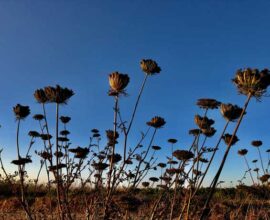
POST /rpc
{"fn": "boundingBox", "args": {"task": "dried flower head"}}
[28,131,40,138]
[251,140,262,147]
[91,128,99,133]
[232,68,270,99]
[220,103,244,122]
[11,157,32,165]
[107,153,122,164]
[201,127,216,137]
[168,138,177,144]
[222,134,239,146]
[60,116,71,124]
[188,129,201,136]
[252,159,258,163]
[259,174,270,183]
[173,150,194,161]
[152,145,161,151]
[92,162,109,171]
[44,85,74,104]
[147,116,166,128]
[108,72,130,95]
[196,98,221,109]
[13,104,30,120]
[157,163,166,168]
[40,134,53,141]
[34,89,48,103]
[69,147,89,159]
[149,177,159,182]
[140,59,161,75]
[60,130,70,136]
[33,114,44,121]
[48,163,66,171]
[238,149,248,156]
[194,115,214,130]
[142,181,150,187]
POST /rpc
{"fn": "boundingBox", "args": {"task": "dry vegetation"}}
[0,60,270,219]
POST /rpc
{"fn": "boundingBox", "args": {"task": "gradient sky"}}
[1,0,270,186]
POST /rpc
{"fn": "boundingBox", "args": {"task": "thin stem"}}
[243,155,255,185]
[257,148,266,174]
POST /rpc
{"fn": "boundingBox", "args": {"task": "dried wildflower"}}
[238,149,248,156]
[91,129,99,133]
[34,89,48,103]
[60,116,71,124]
[39,151,51,160]
[40,134,53,141]
[189,129,201,136]
[108,72,130,95]
[194,115,214,130]
[173,150,194,161]
[142,181,150,187]
[147,116,166,128]
[259,174,270,183]
[167,160,178,165]
[193,169,202,176]
[251,140,263,147]
[11,157,32,165]
[69,147,89,159]
[93,133,100,138]
[232,68,270,99]
[201,127,216,137]
[157,163,166,168]
[220,103,244,122]
[33,114,44,121]
[168,138,177,144]
[196,98,221,109]
[166,168,183,175]
[125,159,133,164]
[54,151,64,158]
[13,104,30,120]
[107,153,122,163]
[160,176,171,182]
[222,134,239,146]
[267,149,270,153]
[60,130,70,136]
[58,137,69,142]
[44,85,74,104]
[252,159,258,163]
[28,131,40,138]
[140,59,161,75]
[199,158,209,163]
[48,163,66,171]
[254,168,259,172]
[92,162,109,171]
[149,177,159,182]
[152,145,161,150]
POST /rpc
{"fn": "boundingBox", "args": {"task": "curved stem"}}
[244,155,255,185]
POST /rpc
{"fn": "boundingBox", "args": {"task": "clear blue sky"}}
[1,0,270,185]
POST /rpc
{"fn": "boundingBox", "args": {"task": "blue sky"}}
[1,0,270,186]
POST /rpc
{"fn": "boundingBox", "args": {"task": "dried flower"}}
[222,134,239,146]
[189,129,201,136]
[69,147,89,159]
[107,153,122,163]
[238,149,248,156]
[91,128,99,133]
[194,115,214,129]
[147,116,166,128]
[13,104,30,119]
[152,145,161,150]
[157,163,166,168]
[60,130,70,136]
[108,72,130,95]
[33,114,44,121]
[149,177,159,182]
[40,134,53,141]
[34,89,48,103]
[60,116,71,124]
[92,162,109,171]
[11,157,32,165]
[173,150,194,161]
[196,98,221,109]
[232,68,270,99]
[220,103,244,122]
[44,85,74,104]
[259,174,270,183]
[251,140,262,147]
[140,59,161,75]
[201,127,216,137]
[168,138,177,144]
[28,131,40,138]
[142,181,150,187]
[38,151,51,160]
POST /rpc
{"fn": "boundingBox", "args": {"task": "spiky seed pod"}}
[194,115,214,130]
[149,177,159,182]
[251,140,263,147]
[166,168,183,175]
[220,103,244,122]
[92,162,109,171]
[140,59,161,75]
[59,116,71,124]
[152,145,161,150]
[107,153,122,164]
[157,163,166,168]
[146,116,166,128]
[232,68,270,99]
[196,98,221,109]
[58,137,69,142]
[222,133,239,146]
[259,174,270,183]
[168,138,177,144]
[40,134,53,141]
[28,131,40,138]
[108,72,130,95]
[44,85,74,104]
[13,104,30,120]
[34,89,48,103]
[201,127,216,137]
[173,150,194,161]
[160,176,172,182]
[188,129,201,136]
[33,114,44,121]
[238,149,248,156]
[91,128,99,133]
[142,181,150,187]
[11,157,32,165]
